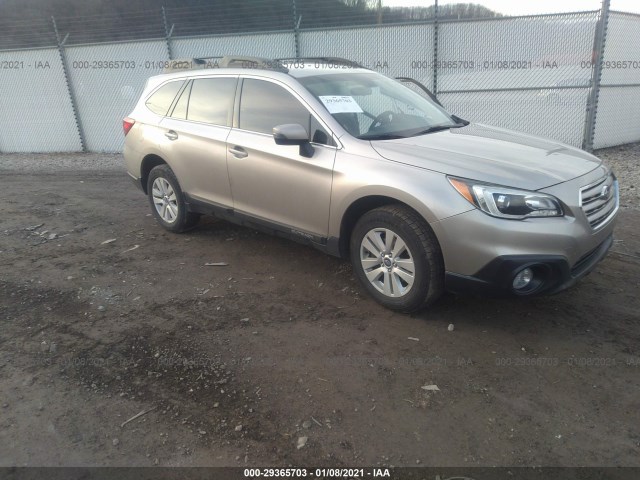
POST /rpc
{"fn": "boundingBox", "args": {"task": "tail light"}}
[123,117,135,136]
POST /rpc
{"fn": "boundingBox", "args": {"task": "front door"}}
[226,78,337,238]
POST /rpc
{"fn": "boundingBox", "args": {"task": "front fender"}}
[328,151,473,238]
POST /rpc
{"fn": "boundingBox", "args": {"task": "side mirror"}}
[273,124,315,158]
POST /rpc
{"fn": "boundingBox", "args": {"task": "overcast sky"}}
[382,0,640,15]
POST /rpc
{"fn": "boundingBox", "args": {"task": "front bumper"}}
[444,234,613,296]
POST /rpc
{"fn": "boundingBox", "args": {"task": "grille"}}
[579,173,619,230]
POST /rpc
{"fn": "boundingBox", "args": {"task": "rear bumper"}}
[445,234,613,296]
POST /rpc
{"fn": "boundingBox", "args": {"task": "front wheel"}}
[349,205,444,312]
[147,164,199,233]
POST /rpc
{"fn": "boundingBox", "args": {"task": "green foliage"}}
[0,0,502,49]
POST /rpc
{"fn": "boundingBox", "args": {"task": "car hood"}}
[370,123,602,190]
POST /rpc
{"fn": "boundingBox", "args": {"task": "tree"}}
[341,0,378,9]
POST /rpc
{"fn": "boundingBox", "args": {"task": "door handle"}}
[228,146,248,158]
[164,130,178,141]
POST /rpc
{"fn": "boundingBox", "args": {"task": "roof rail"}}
[162,55,288,74]
[219,55,288,72]
[161,56,366,74]
[275,57,366,69]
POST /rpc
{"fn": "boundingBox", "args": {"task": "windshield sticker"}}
[319,95,364,114]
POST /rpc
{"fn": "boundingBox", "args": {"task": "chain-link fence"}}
[593,11,640,148]
[0,1,638,153]
[0,47,82,152]
[64,41,171,152]
[299,24,435,90]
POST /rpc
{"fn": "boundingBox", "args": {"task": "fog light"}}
[513,267,533,290]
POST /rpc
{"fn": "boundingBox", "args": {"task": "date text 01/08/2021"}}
[243,468,392,478]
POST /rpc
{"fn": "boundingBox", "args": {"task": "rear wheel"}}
[349,205,444,312]
[147,164,199,233]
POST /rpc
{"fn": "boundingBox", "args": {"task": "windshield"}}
[298,72,459,140]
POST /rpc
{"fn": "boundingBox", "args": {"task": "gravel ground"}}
[0,143,639,468]
[596,143,640,210]
[0,143,637,208]
[0,152,123,172]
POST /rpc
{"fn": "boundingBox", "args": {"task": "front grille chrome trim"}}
[579,173,619,231]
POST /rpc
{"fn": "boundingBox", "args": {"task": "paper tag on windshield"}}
[319,96,363,114]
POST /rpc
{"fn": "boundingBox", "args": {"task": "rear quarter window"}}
[145,80,185,116]
[170,81,192,120]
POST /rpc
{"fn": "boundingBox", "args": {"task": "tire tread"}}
[147,164,199,233]
[350,204,444,312]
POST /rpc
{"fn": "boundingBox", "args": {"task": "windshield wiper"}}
[358,133,407,140]
[359,121,468,140]
[413,123,467,136]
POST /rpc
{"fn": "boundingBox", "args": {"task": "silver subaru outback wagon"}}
[123,56,618,312]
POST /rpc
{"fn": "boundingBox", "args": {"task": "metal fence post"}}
[162,7,175,60]
[292,0,301,58]
[52,15,86,152]
[582,0,610,152]
[433,0,438,95]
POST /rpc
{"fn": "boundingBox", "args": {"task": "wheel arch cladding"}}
[140,154,168,194]
[339,195,439,259]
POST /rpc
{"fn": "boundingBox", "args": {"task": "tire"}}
[349,204,444,313]
[147,164,199,233]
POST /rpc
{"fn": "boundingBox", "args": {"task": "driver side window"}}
[239,79,335,147]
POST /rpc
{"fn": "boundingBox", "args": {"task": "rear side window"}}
[145,80,184,116]
[187,77,237,126]
[239,79,334,146]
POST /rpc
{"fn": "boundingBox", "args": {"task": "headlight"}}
[448,177,563,219]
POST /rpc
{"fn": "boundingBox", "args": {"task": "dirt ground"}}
[0,147,639,468]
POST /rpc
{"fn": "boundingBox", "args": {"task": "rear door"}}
[158,75,238,207]
[225,77,337,238]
